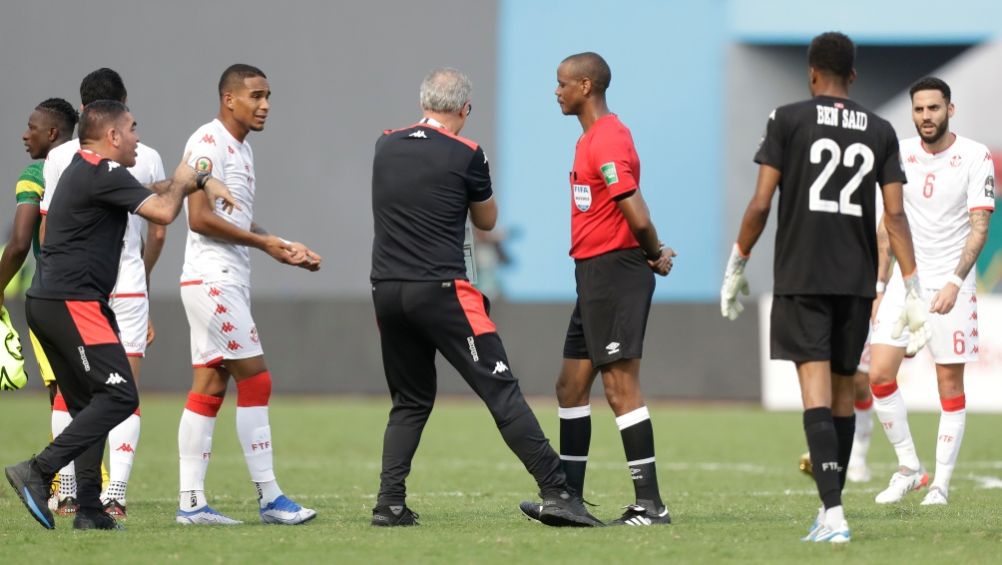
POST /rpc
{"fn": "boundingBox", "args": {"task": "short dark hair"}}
[218,63,267,97]
[909,76,951,103]
[35,97,78,135]
[78,100,130,144]
[562,52,612,94]
[807,32,855,79]
[79,68,128,106]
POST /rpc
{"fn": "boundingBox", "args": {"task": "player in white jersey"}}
[869,77,994,506]
[176,64,321,526]
[39,68,167,517]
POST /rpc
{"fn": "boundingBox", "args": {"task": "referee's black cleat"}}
[538,491,603,527]
[518,500,542,522]
[371,504,419,527]
[607,501,672,526]
[5,457,56,530]
[74,509,124,530]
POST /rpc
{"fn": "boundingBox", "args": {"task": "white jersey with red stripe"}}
[42,139,166,296]
[899,134,996,291]
[181,119,256,287]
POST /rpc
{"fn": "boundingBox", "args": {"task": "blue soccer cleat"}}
[260,495,316,525]
[176,505,243,525]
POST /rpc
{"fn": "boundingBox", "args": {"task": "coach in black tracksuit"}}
[369,68,599,528]
[4,100,233,530]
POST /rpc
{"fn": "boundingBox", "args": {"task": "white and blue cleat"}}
[800,507,824,541]
[812,520,851,543]
[176,506,243,525]
[260,495,317,525]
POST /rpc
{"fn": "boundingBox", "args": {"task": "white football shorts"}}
[871,283,979,364]
[180,281,263,367]
[109,293,150,357]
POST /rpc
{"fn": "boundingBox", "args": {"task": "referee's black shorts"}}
[563,247,655,367]
[770,294,872,376]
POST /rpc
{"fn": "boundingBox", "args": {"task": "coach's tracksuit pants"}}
[372,280,566,506]
[26,298,139,511]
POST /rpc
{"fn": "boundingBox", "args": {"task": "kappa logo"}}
[105,372,126,385]
[228,145,235,154]
[907,154,918,164]
[971,329,979,337]
[221,322,236,333]
[208,287,221,297]
[215,304,228,314]
[408,130,427,139]
[201,134,216,145]
[227,340,242,351]
[606,342,621,355]
[950,154,962,167]
[115,443,135,453]
[107,161,121,171]
[492,361,509,375]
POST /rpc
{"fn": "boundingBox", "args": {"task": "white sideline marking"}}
[968,475,1002,489]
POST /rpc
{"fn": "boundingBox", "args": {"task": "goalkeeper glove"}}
[721,243,750,321]
[891,273,931,356]
[1,305,27,391]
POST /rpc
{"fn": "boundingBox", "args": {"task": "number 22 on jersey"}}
[807,137,874,217]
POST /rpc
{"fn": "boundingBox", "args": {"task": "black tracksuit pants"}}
[26,297,139,511]
[372,279,566,506]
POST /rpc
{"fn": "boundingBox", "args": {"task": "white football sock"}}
[106,412,141,502]
[178,409,216,511]
[236,406,281,505]
[873,388,921,471]
[51,408,76,498]
[848,405,873,468]
[824,505,845,529]
[932,408,966,494]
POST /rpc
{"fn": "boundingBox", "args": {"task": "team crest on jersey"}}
[986,175,996,198]
[600,162,619,186]
[573,184,592,212]
[195,157,213,173]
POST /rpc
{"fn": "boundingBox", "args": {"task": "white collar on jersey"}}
[419,117,446,129]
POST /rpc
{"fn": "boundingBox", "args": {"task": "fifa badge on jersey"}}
[195,157,213,173]
[985,175,995,198]
[573,184,592,212]
[600,162,619,186]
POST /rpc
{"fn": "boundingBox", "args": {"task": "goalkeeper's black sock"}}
[832,415,855,490]
[804,407,842,509]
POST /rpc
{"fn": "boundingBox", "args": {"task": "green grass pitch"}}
[1,393,1000,564]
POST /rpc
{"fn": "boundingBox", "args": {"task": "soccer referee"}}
[4,100,235,531]
[369,68,599,528]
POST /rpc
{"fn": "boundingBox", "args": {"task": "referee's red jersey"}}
[568,114,641,259]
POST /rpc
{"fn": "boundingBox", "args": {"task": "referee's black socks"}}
[559,405,591,495]
[616,406,664,510]
[832,414,855,490]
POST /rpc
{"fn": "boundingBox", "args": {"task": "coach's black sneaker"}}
[538,491,603,527]
[518,500,542,522]
[5,458,56,529]
[608,501,671,526]
[74,509,124,530]
[371,504,419,527]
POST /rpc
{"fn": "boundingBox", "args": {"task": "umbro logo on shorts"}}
[606,342,621,355]
[105,372,126,385]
